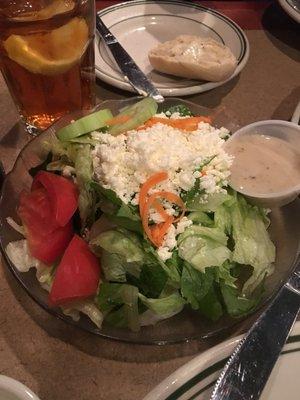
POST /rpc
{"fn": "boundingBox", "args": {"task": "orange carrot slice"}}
[138,116,212,132]
[141,190,185,247]
[106,114,131,126]
[151,216,174,247]
[152,199,169,221]
[139,171,168,215]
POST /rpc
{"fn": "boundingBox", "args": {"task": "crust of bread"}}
[148,35,238,82]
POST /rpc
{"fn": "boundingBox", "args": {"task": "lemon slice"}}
[4,17,89,76]
[12,0,75,21]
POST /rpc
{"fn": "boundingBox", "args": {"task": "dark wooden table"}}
[0,1,299,399]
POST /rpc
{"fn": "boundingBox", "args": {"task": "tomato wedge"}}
[49,235,101,306]
[27,221,73,264]
[18,186,74,264]
[32,171,78,227]
[18,188,58,234]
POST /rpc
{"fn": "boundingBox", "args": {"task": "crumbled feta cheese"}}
[157,246,173,261]
[62,166,75,177]
[157,217,193,261]
[176,217,193,234]
[92,120,232,204]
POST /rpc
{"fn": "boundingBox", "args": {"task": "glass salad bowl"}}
[0,97,299,345]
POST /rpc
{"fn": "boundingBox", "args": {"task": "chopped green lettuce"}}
[181,262,214,309]
[138,292,185,319]
[187,192,231,212]
[91,181,143,234]
[197,285,223,321]
[63,300,104,329]
[220,281,264,318]
[188,211,214,227]
[97,283,139,331]
[75,144,94,227]
[91,228,168,298]
[230,194,275,294]
[178,226,231,272]
[90,229,145,264]
[164,104,194,117]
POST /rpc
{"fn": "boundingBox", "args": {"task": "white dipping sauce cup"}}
[225,120,300,207]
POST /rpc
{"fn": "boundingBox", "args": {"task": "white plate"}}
[95,0,249,96]
[278,0,300,23]
[0,375,40,400]
[143,321,300,400]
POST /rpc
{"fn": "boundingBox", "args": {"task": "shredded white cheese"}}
[157,217,193,261]
[92,120,232,205]
[91,115,232,261]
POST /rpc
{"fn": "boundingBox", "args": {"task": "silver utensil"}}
[210,259,300,400]
[96,15,164,103]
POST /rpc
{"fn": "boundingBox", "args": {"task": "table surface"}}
[0,1,300,399]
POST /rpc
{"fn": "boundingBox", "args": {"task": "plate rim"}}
[278,0,300,23]
[95,0,250,96]
[143,320,300,400]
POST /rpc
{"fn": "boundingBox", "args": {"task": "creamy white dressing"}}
[225,134,300,194]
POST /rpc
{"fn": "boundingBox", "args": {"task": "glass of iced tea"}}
[0,0,95,135]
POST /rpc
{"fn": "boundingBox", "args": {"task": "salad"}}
[6,98,276,332]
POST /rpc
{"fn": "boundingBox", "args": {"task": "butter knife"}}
[210,260,300,400]
[96,15,164,103]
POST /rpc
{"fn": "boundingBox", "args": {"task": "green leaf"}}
[74,145,95,227]
[90,229,145,263]
[230,194,275,295]
[182,156,217,206]
[138,263,168,298]
[188,211,214,227]
[181,262,214,309]
[97,283,125,313]
[220,280,264,318]
[91,181,143,233]
[142,240,181,285]
[178,226,231,272]
[197,285,223,321]
[163,104,194,117]
[215,261,237,288]
[68,134,98,146]
[91,181,122,206]
[101,251,127,283]
[187,192,231,212]
[116,203,140,220]
[166,249,184,276]
[97,283,140,331]
[109,203,143,234]
[138,292,185,319]
[104,306,127,328]
[106,214,143,234]
[214,204,232,235]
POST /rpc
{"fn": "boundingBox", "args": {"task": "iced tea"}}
[0,1,95,134]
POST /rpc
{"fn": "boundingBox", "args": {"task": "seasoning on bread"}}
[148,35,238,82]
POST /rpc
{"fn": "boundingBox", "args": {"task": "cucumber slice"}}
[57,109,113,141]
[109,97,158,136]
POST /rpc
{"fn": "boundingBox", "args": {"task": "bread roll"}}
[148,35,238,82]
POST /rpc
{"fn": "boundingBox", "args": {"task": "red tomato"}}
[32,171,78,227]
[18,187,73,264]
[27,221,73,265]
[49,235,101,306]
[18,188,58,234]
